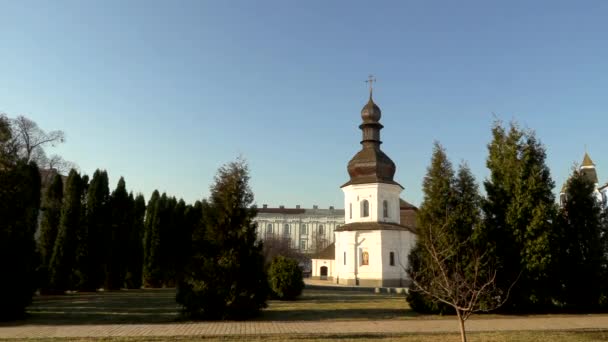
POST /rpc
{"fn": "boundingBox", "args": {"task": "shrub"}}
[268,256,304,300]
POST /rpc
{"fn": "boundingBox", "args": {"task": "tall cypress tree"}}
[143,190,161,287]
[480,121,558,311]
[160,196,178,286]
[86,170,110,289]
[49,169,83,291]
[126,193,146,289]
[0,161,41,320]
[557,169,606,309]
[177,159,268,319]
[38,174,64,278]
[106,177,130,290]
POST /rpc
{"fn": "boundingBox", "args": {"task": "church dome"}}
[361,97,381,122]
[346,147,396,184]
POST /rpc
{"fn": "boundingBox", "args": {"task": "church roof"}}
[335,221,417,234]
[582,152,595,168]
[312,242,335,260]
[400,199,418,210]
[343,92,401,188]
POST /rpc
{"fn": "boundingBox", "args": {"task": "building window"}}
[349,203,352,219]
[283,224,290,236]
[361,200,369,217]
[344,252,346,265]
[319,224,324,235]
[300,240,307,250]
[301,224,308,235]
[362,251,369,266]
[390,252,395,266]
[383,200,389,218]
[266,224,273,236]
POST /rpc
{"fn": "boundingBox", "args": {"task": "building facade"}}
[254,205,344,253]
[312,86,417,287]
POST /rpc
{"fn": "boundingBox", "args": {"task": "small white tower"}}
[334,79,416,287]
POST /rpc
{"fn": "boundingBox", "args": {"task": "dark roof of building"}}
[335,221,417,234]
[257,207,345,216]
[399,199,418,210]
[312,242,335,260]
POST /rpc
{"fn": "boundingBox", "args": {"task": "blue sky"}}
[1,1,607,208]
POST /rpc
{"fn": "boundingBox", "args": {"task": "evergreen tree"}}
[86,170,110,289]
[106,177,130,290]
[0,161,41,320]
[480,121,558,311]
[49,169,83,291]
[160,196,178,286]
[407,142,456,313]
[172,199,187,284]
[143,190,162,287]
[125,193,146,289]
[74,173,90,290]
[557,169,606,309]
[177,159,268,319]
[38,174,64,282]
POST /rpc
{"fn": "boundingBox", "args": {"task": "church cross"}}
[365,74,376,97]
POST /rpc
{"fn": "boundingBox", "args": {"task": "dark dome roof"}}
[345,147,397,186]
[361,97,381,122]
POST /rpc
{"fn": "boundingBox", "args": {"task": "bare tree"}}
[407,224,518,342]
[309,228,330,255]
[11,115,65,163]
[262,235,305,265]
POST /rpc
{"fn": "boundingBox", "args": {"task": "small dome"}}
[346,147,397,185]
[361,97,381,122]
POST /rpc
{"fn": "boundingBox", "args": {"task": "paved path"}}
[1,316,608,339]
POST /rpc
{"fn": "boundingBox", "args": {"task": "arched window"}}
[349,203,352,219]
[319,225,324,235]
[283,224,290,236]
[266,224,273,236]
[383,200,389,218]
[361,200,369,217]
[301,224,308,235]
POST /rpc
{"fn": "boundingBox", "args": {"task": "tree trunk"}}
[456,310,467,342]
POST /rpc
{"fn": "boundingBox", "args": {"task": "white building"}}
[312,87,417,287]
[254,205,344,252]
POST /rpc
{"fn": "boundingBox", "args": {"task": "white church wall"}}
[342,183,402,225]
[380,230,416,286]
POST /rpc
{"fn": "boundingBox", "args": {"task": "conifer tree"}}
[106,177,130,290]
[49,169,83,291]
[126,193,146,289]
[160,196,178,286]
[557,169,606,309]
[143,190,161,287]
[480,121,558,311]
[0,160,41,320]
[38,174,64,276]
[86,170,110,289]
[177,159,268,319]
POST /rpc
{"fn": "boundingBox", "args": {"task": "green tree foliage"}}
[38,174,64,279]
[74,174,90,290]
[480,121,558,311]
[0,160,41,320]
[125,193,146,289]
[86,169,110,289]
[557,169,607,309]
[267,256,304,300]
[49,169,83,291]
[106,177,130,290]
[177,159,268,319]
[143,190,162,287]
[407,142,456,313]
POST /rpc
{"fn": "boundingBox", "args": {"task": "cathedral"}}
[312,85,417,287]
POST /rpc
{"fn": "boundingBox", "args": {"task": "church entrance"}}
[320,266,328,280]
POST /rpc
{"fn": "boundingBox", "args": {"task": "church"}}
[312,83,417,287]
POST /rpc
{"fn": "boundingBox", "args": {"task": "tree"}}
[49,169,83,291]
[407,142,456,313]
[9,115,64,164]
[480,121,558,311]
[262,235,302,266]
[86,170,110,289]
[408,221,515,342]
[267,256,304,300]
[106,177,130,290]
[0,160,41,320]
[125,193,146,289]
[557,169,606,309]
[38,174,64,289]
[177,159,268,319]
[143,190,162,287]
